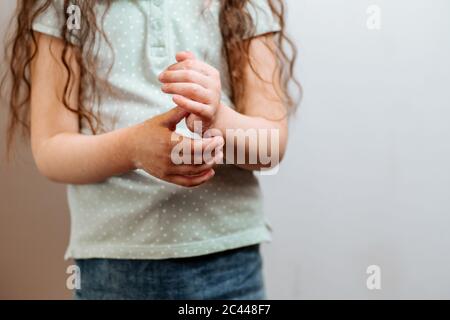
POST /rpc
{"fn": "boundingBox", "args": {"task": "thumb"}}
[176,51,196,62]
[161,106,189,130]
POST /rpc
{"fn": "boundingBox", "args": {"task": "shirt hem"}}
[64,226,272,260]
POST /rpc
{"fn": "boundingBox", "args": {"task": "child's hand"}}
[159,52,222,133]
[129,106,224,188]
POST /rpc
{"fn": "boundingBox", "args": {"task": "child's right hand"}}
[128,106,224,188]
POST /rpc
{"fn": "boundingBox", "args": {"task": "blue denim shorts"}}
[74,245,265,300]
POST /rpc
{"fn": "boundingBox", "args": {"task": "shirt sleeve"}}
[32,0,66,39]
[245,0,282,39]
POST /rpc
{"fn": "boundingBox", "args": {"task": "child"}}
[2,0,298,299]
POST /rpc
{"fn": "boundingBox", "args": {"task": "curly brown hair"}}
[1,0,300,153]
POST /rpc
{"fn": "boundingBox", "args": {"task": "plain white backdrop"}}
[1,0,449,299]
[261,0,450,299]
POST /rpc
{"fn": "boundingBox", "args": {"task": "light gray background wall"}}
[1,0,450,299]
[261,0,450,299]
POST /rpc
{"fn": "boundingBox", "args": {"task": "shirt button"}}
[151,35,165,47]
[153,0,163,7]
[151,20,162,31]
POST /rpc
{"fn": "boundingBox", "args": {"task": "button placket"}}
[148,0,167,57]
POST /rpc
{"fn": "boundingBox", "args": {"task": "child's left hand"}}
[159,52,222,133]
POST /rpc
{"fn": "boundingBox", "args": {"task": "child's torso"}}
[32,0,277,260]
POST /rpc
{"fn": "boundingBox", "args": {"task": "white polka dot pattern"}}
[32,0,280,259]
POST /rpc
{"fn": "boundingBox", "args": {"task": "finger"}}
[172,95,214,120]
[202,135,224,154]
[162,83,212,104]
[173,135,223,155]
[160,106,189,129]
[170,162,216,176]
[202,136,224,164]
[173,137,206,165]
[202,127,223,139]
[202,148,224,166]
[176,51,196,62]
[168,169,215,188]
[196,136,224,156]
[171,135,224,166]
[166,59,216,77]
[203,137,224,165]
[194,136,224,164]
[159,70,211,89]
[212,151,224,166]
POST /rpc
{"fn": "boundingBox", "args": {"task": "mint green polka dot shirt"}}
[32,0,280,260]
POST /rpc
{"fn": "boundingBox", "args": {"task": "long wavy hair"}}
[1,0,300,153]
